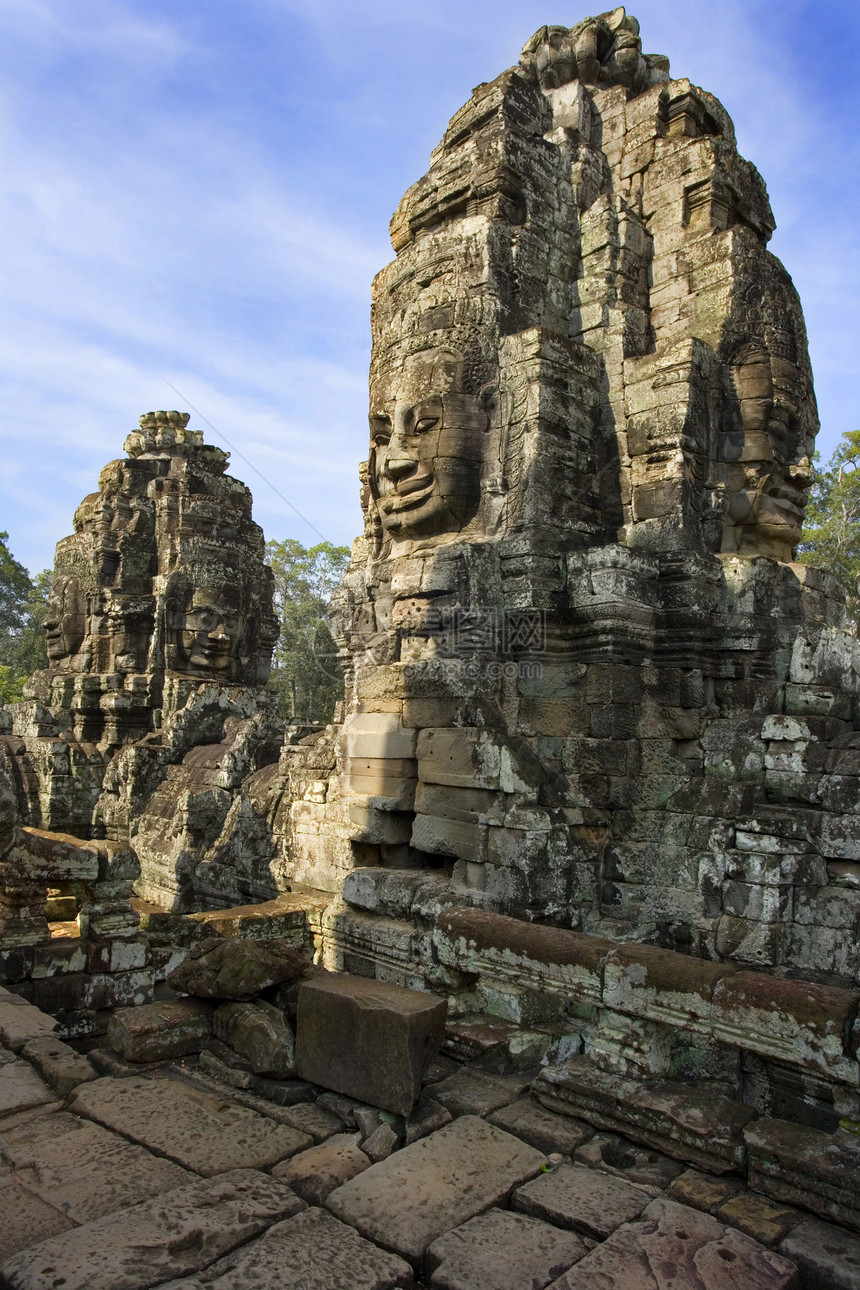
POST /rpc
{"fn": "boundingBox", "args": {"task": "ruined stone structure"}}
[3,9,860,1220]
[265,9,860,1014]
[1,412,281,910]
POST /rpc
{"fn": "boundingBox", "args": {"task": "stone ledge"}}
[745,1117,860,1233]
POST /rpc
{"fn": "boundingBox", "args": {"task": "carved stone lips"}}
[381,476,435,512]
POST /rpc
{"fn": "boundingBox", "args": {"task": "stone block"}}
[426,1207,587,1290]
[363,1120,399,1162]
[404,1096,452,1144]
[275,1100,344,1143]
[272,1133,371,1205]
[667,1168,745,1214]
[296,973,447,1116]
[778,1215,860,1290]
[213,1000,296,1077]
[158,1206,413,1289]
[0,1053,57,1119]
[20,1035,98,1095]
[744,1117,860,1232]
[327,1115,545,1265]
[488,1097,594,1156]
[0,1164,76,1265]
[0,1168,306,1290]
[429,1067,531,1118]
[0,997,58,1052]
[69,1075,313,1176]
[512,1162,650,1239]
[533,1057,754,1173]
[167,938,306,1000]
[711,973,859,1084]
[417,728,502,790]
[107,998,215,1062]
[714,1190,802,1247]
[549,1197,801,1289]
[0,1107,191,1223]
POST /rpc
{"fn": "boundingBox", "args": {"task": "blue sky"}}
[1,0,857,575]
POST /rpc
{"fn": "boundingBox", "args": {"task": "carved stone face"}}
[175,586,241,676]
[43,576,86,661]
[369,349,488,541]
[721,351,813,561]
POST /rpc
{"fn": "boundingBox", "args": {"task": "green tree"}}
[265,538,350,722]
[799,430,860,618]
[0,535,50,704]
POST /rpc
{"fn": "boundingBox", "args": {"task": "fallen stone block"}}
[549,1197,801,1290]
[107,998,215,1062]
[213,1000,296,1077]
[0,1056,55,1118]
[199,1048,256,1090]
[156,1205,413,1289]
[168,937,306,1000]
[512,1162,650,1240]
[778,1214,860,1290]
[69,1074,313,1176]
[0,1107,191,1223]
[327,1114,544,1264]
[272,1133,372,1205]
[426,1207,587,1290]
[0,1167,306,1290]
[533,1056,754,1173]
[488,1097,593,1156]
[363,1121,399,1162]
[21,1035,98,1096]
[296,973,447,1116]
[0,998,58,1052]
[745,1117,860,1232]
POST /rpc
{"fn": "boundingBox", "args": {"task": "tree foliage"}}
[265,538,350,723]
[0,535,50,704]
[799,430,860,618]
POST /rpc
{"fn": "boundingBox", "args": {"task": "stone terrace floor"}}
[0,1002,858,1288]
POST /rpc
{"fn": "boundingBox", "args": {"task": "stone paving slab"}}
[428,1068,531,1118]
[713,1190,802,1248]
[778,1215,860,1290]
[276,1099,344,1142]
[547,1197,801,1290]
[0,1163,77,1264]
[20,1035,98,1096]
[0,998,58,1052]
[0,1168,306,1290]
[574,1132,685,1190]
[426,1207,588,1290]
[327,1114,545,1264]
[488,1097,594,1156]
[667,1168,746,1214]
[69,1074,313,1176]
[0,1106,191,1223]
[513,1162,651,1240]
[157,1206,414,1289]
[0,1056,56,1117]
[272,1133,372,1205]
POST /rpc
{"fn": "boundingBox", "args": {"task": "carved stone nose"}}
[383,455,417,482]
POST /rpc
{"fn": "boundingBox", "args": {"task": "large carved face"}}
[369,349,488,541]
[174,586,241,676]
[720,350,813,561]
[43,575,86,662]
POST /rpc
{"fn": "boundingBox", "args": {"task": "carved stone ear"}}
[480,384,500,426]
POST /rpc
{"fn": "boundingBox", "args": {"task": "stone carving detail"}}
[1,414,280,888]
[271,8,860,997]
